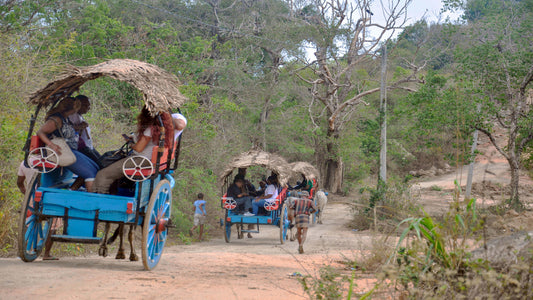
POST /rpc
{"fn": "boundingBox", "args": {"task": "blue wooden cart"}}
[219,150,293,244]
[18,59,187,270]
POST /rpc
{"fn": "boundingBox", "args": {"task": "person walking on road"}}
[290,190,317,254]
[190,193,207,241]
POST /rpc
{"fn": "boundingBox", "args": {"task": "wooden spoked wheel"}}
[123,156,154,182]
[142,179,171,270]
[224,210,231,243]
[18,173,51,262]
[27,147,59,173]
[279,203,289,244]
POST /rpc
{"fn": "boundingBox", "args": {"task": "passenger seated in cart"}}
[36,97,100,192]
[290,175,307,190]
[226,178,253,214]
[93,106,173,194]
[234,168,257,196]
[255,179,266,196]
[270,173,282,193]
[69,95,101,164]
[250,175,278,216]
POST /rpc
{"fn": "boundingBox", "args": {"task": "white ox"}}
[315,190,328,224]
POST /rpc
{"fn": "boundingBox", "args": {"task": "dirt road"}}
[0,200,371,300]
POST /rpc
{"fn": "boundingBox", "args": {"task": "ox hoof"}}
[115,250,126,260]
[129,253,139,261]
[98,247,108,257]
[318,221,323,224]
[290,236,295,242]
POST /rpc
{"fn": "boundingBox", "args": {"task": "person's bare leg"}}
[297,228,304,253]
[301,228,308,245]
[190,225,197,237]
[198,224,204,241]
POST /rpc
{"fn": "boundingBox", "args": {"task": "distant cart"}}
[219,150,293,243]
[19,59,187,270]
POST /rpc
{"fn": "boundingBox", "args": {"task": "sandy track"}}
[0,201,371,299]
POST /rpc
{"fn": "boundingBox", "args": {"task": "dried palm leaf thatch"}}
[220,150,292,187]
[28,59,188,114]
[289,161,319,181]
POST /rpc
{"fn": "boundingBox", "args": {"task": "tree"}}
[293,0,424,193]
[453,0,533,209]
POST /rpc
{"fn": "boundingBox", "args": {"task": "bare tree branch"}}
[520,64,533,93]
[476,126,510,161]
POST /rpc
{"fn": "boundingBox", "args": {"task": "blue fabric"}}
[252,199,267,215]
[235,196,253,212]
[194,200,206,215]
[66,150,99,180]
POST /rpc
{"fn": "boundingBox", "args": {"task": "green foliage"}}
[299,266,350,300]
[172,166,218,235]
[384,195,533,298]
[355,179,421,231]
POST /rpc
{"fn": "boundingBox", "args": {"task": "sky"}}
[406,0,462,24]
[300,0,464,60]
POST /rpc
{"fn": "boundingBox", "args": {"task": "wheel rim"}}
[142,179,171,270]
[224,210,231,243]
[279,204,288,244]
[18,173,51,262]
[27,147,59,173]
[123,156,154,182]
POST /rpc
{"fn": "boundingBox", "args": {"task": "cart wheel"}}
[279,203,289,244]
[264,200,277,211]
[27,147,59,173]
[142,179,171,270]
[223,198,237,210]
[123,156,154,182]
[18,173,51,262]
[224,210,231,243]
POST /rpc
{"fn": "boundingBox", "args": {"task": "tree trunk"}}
[508,156,522,210]
[321,128,343,193]
[260,103,268,150]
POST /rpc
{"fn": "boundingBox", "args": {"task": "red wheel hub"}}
[157,218,168,233]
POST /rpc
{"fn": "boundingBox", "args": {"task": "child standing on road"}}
[190,193,207,241]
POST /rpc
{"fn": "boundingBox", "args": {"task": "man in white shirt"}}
[249,175,279,216]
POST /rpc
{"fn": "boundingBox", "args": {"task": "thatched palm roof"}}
[289,161,319,181]
[220,150,292,186]
[28,59,188,114]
